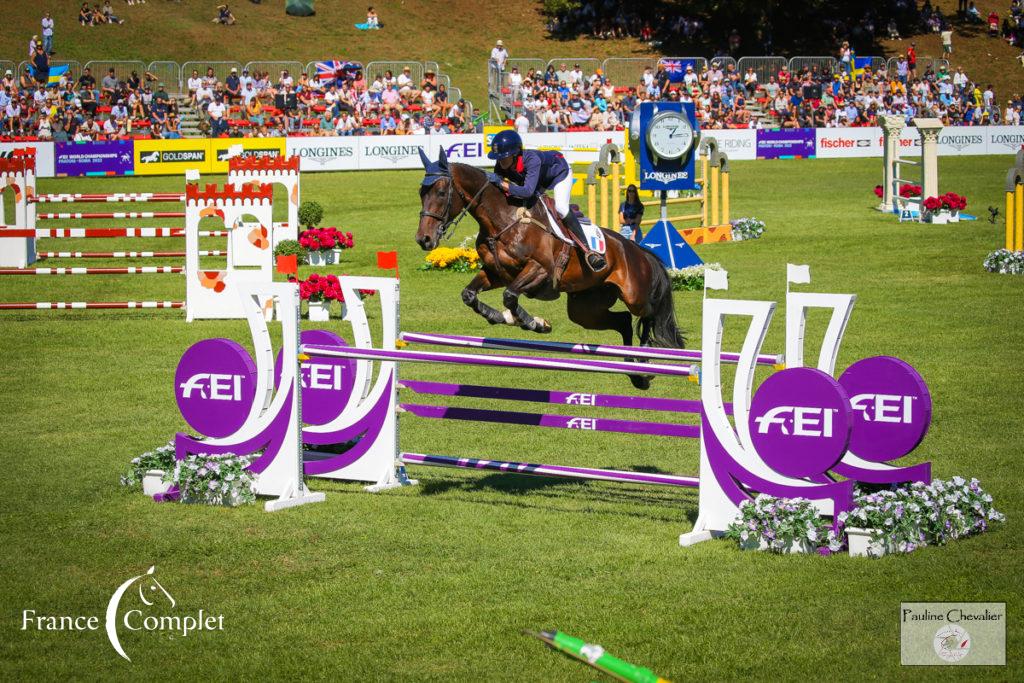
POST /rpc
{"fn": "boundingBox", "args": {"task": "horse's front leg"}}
[461,269,508,325]
[503,260,553,333]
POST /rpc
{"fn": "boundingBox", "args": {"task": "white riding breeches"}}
[551,173,573,217]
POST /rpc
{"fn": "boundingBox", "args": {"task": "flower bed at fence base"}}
[667,263,724,291]
[983,249,1024,275]
[730,217,765,241]
[420,240,481,273]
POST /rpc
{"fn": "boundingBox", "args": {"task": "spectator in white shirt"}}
[569,64,584,85]
[241,81,257,104]
[514,110,529,134]
[490,39,508,72]
[41,14,54,54]
[279,70,294,89]
[195,83,214,106]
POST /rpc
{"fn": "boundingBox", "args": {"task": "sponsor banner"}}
[756,128,816,159]
[429,135,488,167]
[703,129,756,160]
[134,139,212,176]
[209,138,286,174]
[815,128,880,158]
[358,137,431,171]
[286,137,360,172]
[985,126,1024,156]
[54,140,134,176]
[0,141,56,177]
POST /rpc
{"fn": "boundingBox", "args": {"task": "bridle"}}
[419,165,489,243]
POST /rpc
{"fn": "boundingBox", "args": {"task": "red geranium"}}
[923,193,967,213]
[298,227,354,252]
[899,184,922,198]
[296,273,377,302]
[873,185,883,198]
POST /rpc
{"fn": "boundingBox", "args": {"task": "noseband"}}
[420,167,489,243]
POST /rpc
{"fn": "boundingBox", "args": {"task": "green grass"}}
[1,156,1021,680]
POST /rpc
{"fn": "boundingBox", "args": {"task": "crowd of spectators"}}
[0,60,475,141]
[503,52,1023,133]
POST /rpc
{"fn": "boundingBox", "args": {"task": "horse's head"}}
[417,148,462,251]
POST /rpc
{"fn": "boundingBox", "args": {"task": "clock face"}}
[646,112,694,161]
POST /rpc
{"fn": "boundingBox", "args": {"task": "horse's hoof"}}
[628,374,654,391]
[501,309,516,325]
[533,317,551,333]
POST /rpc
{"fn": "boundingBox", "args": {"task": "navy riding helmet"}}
[487,129,523,160]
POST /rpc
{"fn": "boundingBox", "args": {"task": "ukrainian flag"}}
[851,57,871,79]
[46,65,68,88]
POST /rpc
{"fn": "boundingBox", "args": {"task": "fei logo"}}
[565,392,596,406]
[274,329,355,425]
[21,566,225,663]
[754,406,837,437]
[444,142,483,160]
[175,339,257,438]
[566,417,597,430]
[178,373,245,401]
[849,393,916,424]
[748,367,852,479]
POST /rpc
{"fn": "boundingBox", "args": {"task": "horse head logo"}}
[105,566,175,662]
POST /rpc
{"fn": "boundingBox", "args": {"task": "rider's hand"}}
[485,172,503,186]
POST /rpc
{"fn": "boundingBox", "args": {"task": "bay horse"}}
[416,149,685,389]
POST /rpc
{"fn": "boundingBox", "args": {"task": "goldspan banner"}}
[209,138,286,174]
[133,139,212,175]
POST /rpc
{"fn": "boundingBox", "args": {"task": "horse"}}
[416,148,685,389]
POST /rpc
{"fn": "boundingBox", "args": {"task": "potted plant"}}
[273,239,307,266]
[297,201,326,265]
[724,495,836,554]
[171,452,257,507]
[299,273,342,321]
[330,229,355,262]
[120,442,177,497]
[922,192,967,224]
[729,217,765,242]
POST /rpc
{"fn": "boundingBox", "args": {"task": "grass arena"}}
[2,152,1020,678]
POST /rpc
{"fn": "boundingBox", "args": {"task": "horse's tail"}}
[635,247,686,348]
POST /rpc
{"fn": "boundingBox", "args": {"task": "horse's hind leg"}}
[502,261,553,333]
[567,288,652,390]
[462,270,507,325]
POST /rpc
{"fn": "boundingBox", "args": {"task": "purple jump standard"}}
[401,452,700,488]
[301,345,698,378]
[400,331,783,366]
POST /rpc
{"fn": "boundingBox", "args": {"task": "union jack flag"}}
[315,60,362,83]
[659,58,695,82]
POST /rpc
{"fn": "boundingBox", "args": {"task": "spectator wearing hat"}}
[491,39,508,73]
[214,5,236,25]
[207,95,228,135]
[225,68,241,105]
[396,67,418,100]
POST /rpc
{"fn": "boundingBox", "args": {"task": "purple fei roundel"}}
[748,367,852,479]
[838,356,932,463]
[274,330,355,426]
[175,338,257,438]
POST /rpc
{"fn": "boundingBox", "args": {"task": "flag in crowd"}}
[46,65,68,88]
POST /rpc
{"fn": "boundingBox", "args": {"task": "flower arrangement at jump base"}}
[983,248,1024,275]
[297,200,355,266]
[724,477,1004,557]
[730,217,765,242]
[172,453,257,507]
[667,263,724,291]
[874,184,921,199]
[296,273,376,321]
[120,441,177,496]
[922,193,968,224]
[420,237,481,273]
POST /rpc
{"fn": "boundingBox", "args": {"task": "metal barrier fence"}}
[365,61,423,85]
[737,56,787,85]
[788,56,837,77]
[147,61,181,94]
[244,61,305,82]
[506,57,549,82]
[601,57,658,88]
[18,59,82,84]
[84,60,148,89]
[545,58,602,82]
[866,56,887,72]
[180,61,243,87]
[886,56,949,76]
[708,56,737,72]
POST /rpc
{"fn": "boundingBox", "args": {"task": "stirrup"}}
[585,252,607,271]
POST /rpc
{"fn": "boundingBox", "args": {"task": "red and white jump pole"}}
[33,193,187,203]
[36,211,186,220]
[0,266,184,275]
[0,301,184,310]
[39,251,224,259]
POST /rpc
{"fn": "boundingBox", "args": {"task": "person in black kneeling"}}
[486,129,606,271]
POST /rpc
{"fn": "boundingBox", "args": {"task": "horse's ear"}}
[437,147,449,169]
[418,148,431,169]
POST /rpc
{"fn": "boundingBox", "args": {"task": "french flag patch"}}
[588,233,606,252]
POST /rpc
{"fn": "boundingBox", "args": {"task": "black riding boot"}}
[562,209,607,271]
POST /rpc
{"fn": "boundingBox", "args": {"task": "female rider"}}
[485,129,606,271]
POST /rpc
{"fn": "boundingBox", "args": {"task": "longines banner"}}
[3,127,1021,178]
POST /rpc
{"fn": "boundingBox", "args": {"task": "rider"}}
[485,130,607,271]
